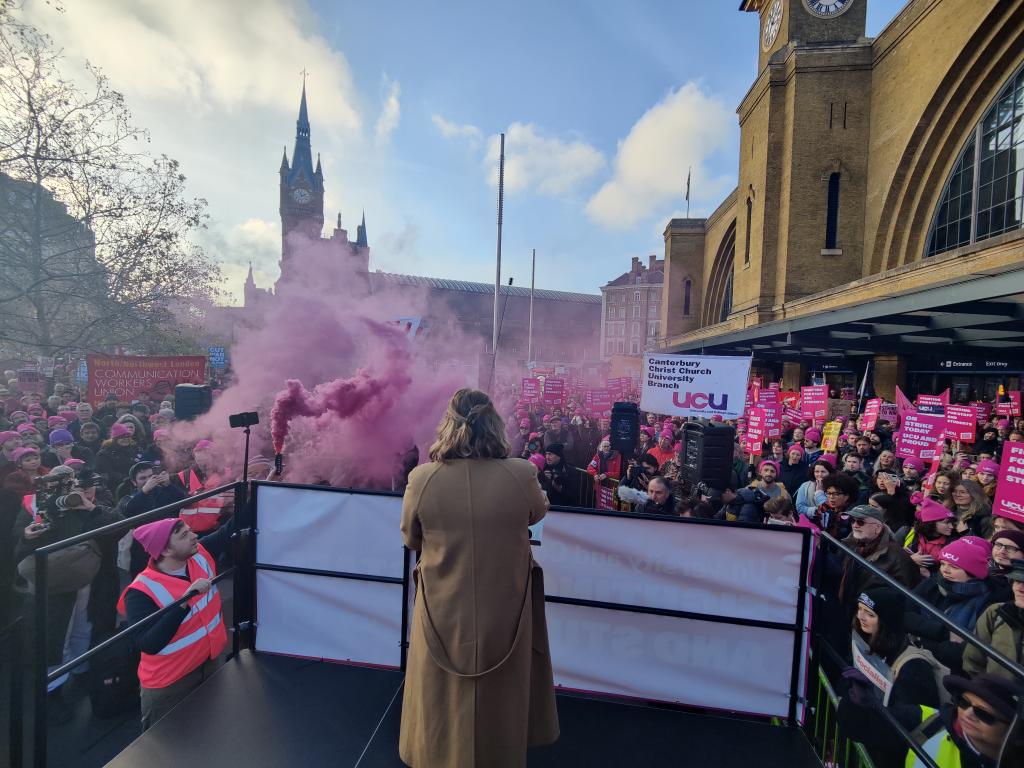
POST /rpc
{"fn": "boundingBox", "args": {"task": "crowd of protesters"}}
[505,388,1024,765]
[1,366,1022,763]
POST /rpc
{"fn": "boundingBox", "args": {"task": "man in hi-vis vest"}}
[176,440,231,533]
[118,516,232,729]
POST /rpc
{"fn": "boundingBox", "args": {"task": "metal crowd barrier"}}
[803,531,1024,768]
[2,615,25,768]
[27,482,250,768]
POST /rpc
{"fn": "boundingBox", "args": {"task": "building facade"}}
[660,0,1024,403]
[599,255,664,360]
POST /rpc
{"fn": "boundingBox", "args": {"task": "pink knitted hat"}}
[939,536,992,579]
[110,423,131,438]
[916,497,954,523]
[527,453,546,472]
[133,518,180,560]
[11,446,38,463]
[975,459,1000,476]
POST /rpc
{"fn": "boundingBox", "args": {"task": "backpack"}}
[886,644,952,709]
[17,540,101,595]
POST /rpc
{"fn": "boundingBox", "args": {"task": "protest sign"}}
[916,394,946,416]
[780,391,800,408]
[861,398,882,430]
[993,441,1024,523]
[745,407,766,455]
[783,407,803,426]
[17,368,45,395]
[522,377,541,402]
[945,405,977,442]
[87,355,206,404]
[595,484,616,511]
[971,401,993,424]
[208,347,227,370]
[543,377,566,406]
[800,385,828,420]
[996,391,1022,417]
[757,388,779,405]
[878,403,900,428]
[895,413,946,460]
[763,404,783,438]
[821,421,842,453]
[640,353,750,420]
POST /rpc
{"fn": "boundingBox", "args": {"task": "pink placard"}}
[522,377,541,402]
[895,414,947,460]
[992,441,1024,523]
[745,406,766,455]
[971,401,992,425]
[944,405,977,442]
[800,386,828,420]
[763,404,783,439]
[862,398,882,431]
[996,391,1022,417]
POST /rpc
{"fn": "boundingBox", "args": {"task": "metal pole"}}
[33,553,48,768]
[528,248,535,365]
[492,133,505,357]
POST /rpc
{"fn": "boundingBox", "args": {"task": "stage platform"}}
[107,651,823,767]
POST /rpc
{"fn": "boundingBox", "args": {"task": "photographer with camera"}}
[118,462,188,576]
[13,468,122,721]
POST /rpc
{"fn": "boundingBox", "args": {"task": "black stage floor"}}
[107,651,823,768]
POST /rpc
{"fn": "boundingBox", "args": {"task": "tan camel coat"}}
[399,457,560,767]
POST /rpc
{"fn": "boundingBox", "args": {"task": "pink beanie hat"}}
[976,459,1000,476]
[819,453,838,469]
[659,429,674,441]
[0,430,19,445]
[939,536,992,579]
[527,453,546,472]
[519,418,530,428]
[916,497,954,523]
[153,429,170,441]
[47,416,66,427]
[804,428,822,443]
[194,439,214,452]
[903,457,926,472]
[63,458,86,469]
[16,423,36,434]
[110,422,131,438]
[758,459,780,474]
[12,446,38,462]
[133,518,180,560]
[787,444,805,458]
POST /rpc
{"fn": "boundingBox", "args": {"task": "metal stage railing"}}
[9,481,1024,767]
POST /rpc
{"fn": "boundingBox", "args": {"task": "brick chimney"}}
[648,254,657,270]
[631,256,640,274]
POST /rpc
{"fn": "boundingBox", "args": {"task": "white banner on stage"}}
[640,353,751,420]
[255,569,403,668]
[255,485,402,578]
[536,509,809,718]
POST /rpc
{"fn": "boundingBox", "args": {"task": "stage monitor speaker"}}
[174,384,212,421]
[609,401,639,457]
[680,422,736,490]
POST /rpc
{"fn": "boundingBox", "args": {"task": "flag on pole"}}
[857,360,871,400]
[685,167,691,217]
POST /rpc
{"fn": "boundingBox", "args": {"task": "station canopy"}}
[667,266,1024,363]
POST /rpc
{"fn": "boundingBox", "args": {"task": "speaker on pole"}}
[174,384,212,421]
[680,422,736,490]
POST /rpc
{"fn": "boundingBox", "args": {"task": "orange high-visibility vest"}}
[117,544,226,689]
[177,468,228,533]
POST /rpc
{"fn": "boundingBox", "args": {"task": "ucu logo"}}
[672,391,729,410]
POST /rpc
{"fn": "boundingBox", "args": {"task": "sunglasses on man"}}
[956,694,1009,726]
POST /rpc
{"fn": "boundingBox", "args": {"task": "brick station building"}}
[659,0,1024,404]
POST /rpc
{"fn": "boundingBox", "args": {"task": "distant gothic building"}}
[234,85,601,374]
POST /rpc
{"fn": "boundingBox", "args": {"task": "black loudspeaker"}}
[609,401,639,457]
[680,422,736,491]
[174,384,212,420]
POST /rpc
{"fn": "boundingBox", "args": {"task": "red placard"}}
[993,441,1024,523]
[895,413,946,460]
[86,354,206,405]
[862,398,882,431]
[596,484,616,511]
[800,385,828,420]
[783,407,803,426]
[542,377,566,407]
[945,405,977,442]
[757,388,779,405]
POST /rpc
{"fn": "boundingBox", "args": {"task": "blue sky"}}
[21,0,908,303]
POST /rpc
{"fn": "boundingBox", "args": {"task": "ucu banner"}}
[641,353,750,420]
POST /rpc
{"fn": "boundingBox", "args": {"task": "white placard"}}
[256,485,403,578]
[255,569,402,668]
[546,601,795,717]
[640,353,751,420]
[535,510,806,625]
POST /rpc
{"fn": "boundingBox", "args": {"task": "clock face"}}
[291,187,312,204]
[802,0,855,18]
[762,1,783,51]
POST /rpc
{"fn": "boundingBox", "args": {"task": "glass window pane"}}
[979,182,993,211]
[997,90,1015,128]
[958,218,972,245]
[959,193,973,219]
[977,209,992,238]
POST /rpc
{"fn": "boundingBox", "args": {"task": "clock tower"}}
[749,0,867,72]
[279,80,325,266]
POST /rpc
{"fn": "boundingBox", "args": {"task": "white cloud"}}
[586,83,735,229]
[485,122,605,197]
[432,113,483,144]
[19,0,361,130]
[375,76,401,145]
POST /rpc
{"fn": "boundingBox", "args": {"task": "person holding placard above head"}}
[399,389,558,767]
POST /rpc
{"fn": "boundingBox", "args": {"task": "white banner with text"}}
[640,353,751,420]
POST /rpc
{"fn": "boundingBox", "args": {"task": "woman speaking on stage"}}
[399,388,559,767]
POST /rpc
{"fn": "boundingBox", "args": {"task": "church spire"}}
[289,78,315,184]
[356,210,368,247]
[297,75,310,139]
[246,261,255,284]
